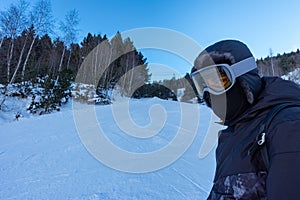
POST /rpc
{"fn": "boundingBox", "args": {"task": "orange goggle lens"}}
[191,65,234,96]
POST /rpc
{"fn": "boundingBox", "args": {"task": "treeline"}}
[257,49,300,76]
[0,0,152,110]
[0,0,149,86]
[0,27,149,92]
[0,0,153,114]
[131,74,200,103]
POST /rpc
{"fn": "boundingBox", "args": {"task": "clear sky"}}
[1,0,300,81]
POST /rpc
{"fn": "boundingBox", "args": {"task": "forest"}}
[0,0,153,114]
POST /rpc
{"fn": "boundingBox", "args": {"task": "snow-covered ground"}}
[1,68,299,199]
[281,68,300,84]
[0,97,221,200]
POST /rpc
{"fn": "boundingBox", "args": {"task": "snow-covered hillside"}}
[281,68,300,84]
[0,97,220,200]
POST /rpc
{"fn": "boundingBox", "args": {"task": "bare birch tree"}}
[0,0,29,83]
[0,0,29,109]
[59,9,79,70]
[21,0,54,81]
[0,27,5,49]
[269,48,275,76]
[56,9,79,81]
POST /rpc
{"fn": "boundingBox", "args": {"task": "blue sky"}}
[1,0,300,81]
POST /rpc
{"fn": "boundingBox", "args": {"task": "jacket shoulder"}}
[267,106,300,156]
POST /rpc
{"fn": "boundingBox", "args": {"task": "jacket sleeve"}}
[267,119,300,200]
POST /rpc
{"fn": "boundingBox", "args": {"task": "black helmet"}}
[192,40,263,123]
[193,40,262,103]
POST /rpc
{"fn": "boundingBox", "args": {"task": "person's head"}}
[191,40,262,124]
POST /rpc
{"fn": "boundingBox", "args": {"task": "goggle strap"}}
[230,57,257,77]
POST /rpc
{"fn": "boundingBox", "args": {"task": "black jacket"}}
[207,77,300,200]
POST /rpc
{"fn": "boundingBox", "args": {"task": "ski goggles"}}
[190,56,257,97]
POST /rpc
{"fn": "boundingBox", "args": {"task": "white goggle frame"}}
[190,56,257,97]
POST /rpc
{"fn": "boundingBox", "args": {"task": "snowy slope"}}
[281,68,300,84]
[0,98,220,200]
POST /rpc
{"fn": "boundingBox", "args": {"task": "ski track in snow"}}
[0,98,218,199]
[171,168,207,193]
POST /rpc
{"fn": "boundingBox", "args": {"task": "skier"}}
[190,40,300,199]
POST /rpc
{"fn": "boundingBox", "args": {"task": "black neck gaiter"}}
[204,83,250,125]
